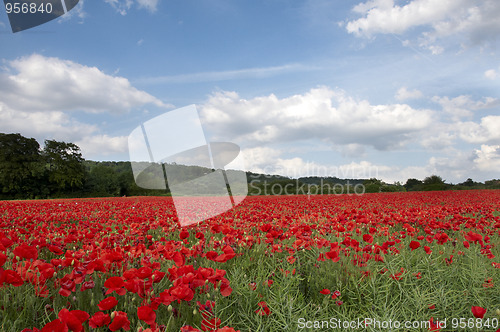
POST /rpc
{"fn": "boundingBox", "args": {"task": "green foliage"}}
[423,175,445,185]
[43,139,85,192]
[0,133,44,198]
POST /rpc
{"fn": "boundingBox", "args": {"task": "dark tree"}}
[0,133,44,197]
[43,140,85,192]
[423,175,445,185]
[404,178,423,191]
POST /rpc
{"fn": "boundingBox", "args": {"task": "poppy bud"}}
[193,309,198,315]
[71,259,75,266]
[207,294,211,298]
[167,305,173,312]
[111,311,116,319]
[496,308,500,316]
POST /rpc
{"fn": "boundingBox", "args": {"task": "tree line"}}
[1,133,499,199]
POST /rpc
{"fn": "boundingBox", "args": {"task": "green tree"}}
[85,164,120,196]
[423,175,445,185]
[422,175,448,191]
[363,178,383,193]
[43,140,85,192]
[404,178,423,191]
[0,133,43,198]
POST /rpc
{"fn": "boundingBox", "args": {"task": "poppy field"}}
[1,190,499,331]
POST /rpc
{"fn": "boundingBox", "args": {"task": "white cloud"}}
[432,95,500,119]
[200,87,434,151]
[395,87,423,101]
[0,54,168,158]
[420,130,456,150]
[0,102,96,139]
[458,116,500,144]
[484,68,498,80]
[473,144,500,172]
[345,0,500,52]
[0,54,168,114]
[75,135,128,158]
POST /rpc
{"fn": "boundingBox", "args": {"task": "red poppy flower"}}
[80,280,95,292]
[220,283,232,297]
[409,241,420,251]
[255,307,271,316]
[14,244,38,261]
[41,319,67,332]
[89,312,111,328]
[109,311,131,331]
[58,308,89,332]
[4,269,24,287]
[471,306,487,319]
[363,234,373,244]
[320,289,330,295]
[201,317,222,331]
[98,297,118,311]
[137,305,156,325]
[170,284,194,301]
[179,230,190,240]
[216,327,240,332]
[0,252,7,267]
[104,277,126,295]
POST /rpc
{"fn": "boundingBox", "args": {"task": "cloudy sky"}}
[1,0,499,183]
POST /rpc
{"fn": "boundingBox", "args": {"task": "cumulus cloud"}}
[432,95,500,120]
[0,54,167,157]
[0,54,168,114]
[457,116,500,145]
[345,0,500,52]
[420,129,456,150]
[0,102,96,139]
[473,144,500,172]
[200,87,433,151]
[395,87,423,101]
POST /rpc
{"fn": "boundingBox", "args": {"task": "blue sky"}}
[1,0,499,183]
